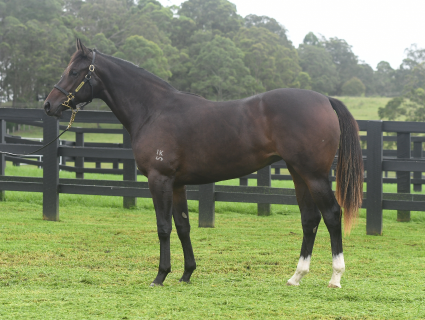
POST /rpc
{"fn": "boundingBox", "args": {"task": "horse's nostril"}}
[44,101,51,113]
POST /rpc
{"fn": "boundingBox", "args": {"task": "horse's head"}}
[44,39,97,117]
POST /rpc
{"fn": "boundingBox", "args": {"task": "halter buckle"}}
[62,93,75,108]
[89,65,95,72]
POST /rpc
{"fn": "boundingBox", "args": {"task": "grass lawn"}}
[1,165,425,319]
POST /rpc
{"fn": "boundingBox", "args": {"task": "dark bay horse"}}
[44,39,363,288]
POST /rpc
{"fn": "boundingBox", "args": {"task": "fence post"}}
[198,183,215,227]
[0,119,5,201]
[397,132,411,222]
[257,165,271,216]
[413,141,422,192]
[75,131,84,179]
[366,121,383,235]
[123,130,137,208]
[239,177,248,186]
[43,114,60,221]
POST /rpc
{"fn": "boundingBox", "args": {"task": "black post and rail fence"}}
[2,108,425,235]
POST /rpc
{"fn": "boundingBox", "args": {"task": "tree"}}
[92,33,117,55]
[378,89,425,121]
[178,0,243,36]
[234,26,301,92]
[244,14,291,47]
[294,72,311,90]
[0,13,73,107]
[324,37,358,95]
[298,43,338,95]
[341,77,365,96]
[188,35,256,100]
[303,32,320,46]
[355,63,375,95]
[379,45,425,121]
[114,35,171,80]
[374,61,396,96]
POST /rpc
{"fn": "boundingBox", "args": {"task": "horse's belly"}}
[175,154,281,185]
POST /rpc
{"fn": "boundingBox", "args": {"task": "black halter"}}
[0,50,97,158]
[54,50,96,110]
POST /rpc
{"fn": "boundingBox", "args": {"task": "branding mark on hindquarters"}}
[156,149,164,161]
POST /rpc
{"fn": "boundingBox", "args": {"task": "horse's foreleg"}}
[148,172,174,286]
[287,167,322,286]
[172,185,196,283]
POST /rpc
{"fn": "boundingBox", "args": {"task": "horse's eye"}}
[70,70,78,77]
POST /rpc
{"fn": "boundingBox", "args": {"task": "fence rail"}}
[1,108,425,235]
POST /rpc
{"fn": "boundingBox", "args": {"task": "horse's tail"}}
[328,97,364,234]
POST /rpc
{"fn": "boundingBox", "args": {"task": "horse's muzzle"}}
[44,101,51,114]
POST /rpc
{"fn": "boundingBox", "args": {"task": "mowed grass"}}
[1,165,425,319]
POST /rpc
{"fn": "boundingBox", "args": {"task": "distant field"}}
[337,96,390,120]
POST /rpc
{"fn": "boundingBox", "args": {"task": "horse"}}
[44,39,363,288]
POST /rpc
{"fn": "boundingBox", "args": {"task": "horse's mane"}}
[72,49,204,98]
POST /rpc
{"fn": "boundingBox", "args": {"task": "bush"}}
[341,77,366,96]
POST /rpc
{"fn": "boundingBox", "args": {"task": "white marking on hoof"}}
[287,256,311,286]
[328,253,345,288]
[150,282,163,287]
[182,212,188,219]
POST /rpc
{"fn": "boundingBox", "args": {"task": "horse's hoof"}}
[150,282,163,287]
[286,281,299,286]
[179,279,191,284]
[327,283,341,288]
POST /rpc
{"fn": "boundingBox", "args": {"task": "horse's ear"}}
[76,38,91,57]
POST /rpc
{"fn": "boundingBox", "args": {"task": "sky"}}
[158,0,425,70]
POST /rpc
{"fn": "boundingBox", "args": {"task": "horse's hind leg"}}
[287,166,322,286]
[305,175,345,288]
[172,185,196,283]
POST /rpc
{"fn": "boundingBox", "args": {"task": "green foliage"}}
[379,88,425,121]
[378,96,405,120]
[298,44,338,94]
[92,33,117,55]
[0,0,424,108]
[189,35,255,100]
[114,35,171,80]
[374,61,396,96]
[234,27,301,92]
[324,37,359,95]
[378,45,425,121]
[243,14,291,47]
[341,77,366,96]
[294,72,311,90]
[178,0,243,36]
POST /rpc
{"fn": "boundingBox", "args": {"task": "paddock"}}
[1,108,425,318]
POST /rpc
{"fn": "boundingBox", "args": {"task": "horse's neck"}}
[97,55,176,138]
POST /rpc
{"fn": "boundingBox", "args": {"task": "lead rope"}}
[0,108,79,158]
